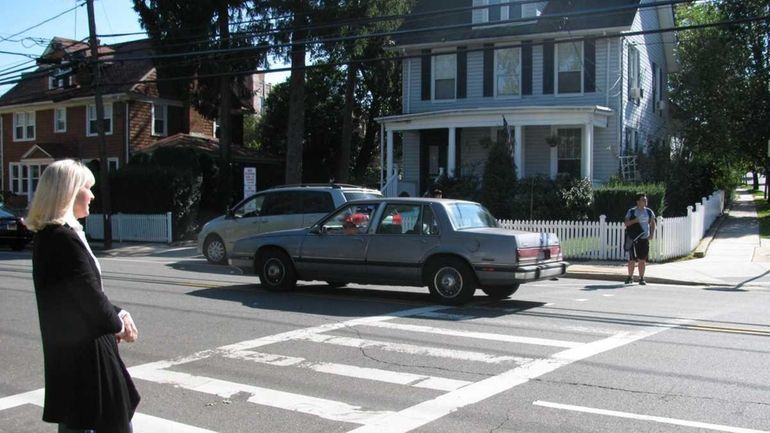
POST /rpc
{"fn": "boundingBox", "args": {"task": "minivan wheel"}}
[426,258,476,305]
[203,235,227,264]
[481,284,520,300]
[258,249,297,292]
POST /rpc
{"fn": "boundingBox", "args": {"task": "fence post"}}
[166,212,173,244]
[653,215,663,262]
[599,215,607,260]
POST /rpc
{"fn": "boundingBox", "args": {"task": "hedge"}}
[592,183,666,222]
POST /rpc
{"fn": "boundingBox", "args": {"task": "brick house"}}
[0,37,262,208]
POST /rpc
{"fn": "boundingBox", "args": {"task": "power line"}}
[0,1,86,43]
[2,13,766,93]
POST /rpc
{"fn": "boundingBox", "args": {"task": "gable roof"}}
[0,38,154,107]
[395,0,640,46]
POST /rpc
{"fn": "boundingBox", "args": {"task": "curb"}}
[692,204,731,258]
[561,271,705,286]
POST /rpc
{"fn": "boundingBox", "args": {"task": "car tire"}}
[481,284,520,300]
[325,281,348,288]
[426,258,476,305]
[258,249,297,292]
[203,235,227,265]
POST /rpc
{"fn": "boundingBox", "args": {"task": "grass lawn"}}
[752,190,770,238]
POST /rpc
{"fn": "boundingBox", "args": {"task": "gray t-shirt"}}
[625,207,655,239]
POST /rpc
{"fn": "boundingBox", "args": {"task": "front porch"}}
[377,106,613,197]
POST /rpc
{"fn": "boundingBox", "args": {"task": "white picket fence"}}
[498,190,725,262]
[85,212,173,243]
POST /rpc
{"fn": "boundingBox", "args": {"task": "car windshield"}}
[344,192,382,201]
[0,207,15,218]
[445,203,498,230]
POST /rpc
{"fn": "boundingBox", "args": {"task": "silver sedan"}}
[229,198,569,305]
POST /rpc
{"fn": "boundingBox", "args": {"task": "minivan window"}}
[234,194,265,218]
[302,191,335,213]
[261,191,303,216]
[343,191,382,201]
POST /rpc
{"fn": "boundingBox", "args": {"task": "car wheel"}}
[325,281,347,288]
[426,258,476,305]
[481,284,520,300]
[258,249,297,292]
[203,235,227,265]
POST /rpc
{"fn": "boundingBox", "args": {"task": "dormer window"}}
[48,66,72,90]
[473,0,546,25]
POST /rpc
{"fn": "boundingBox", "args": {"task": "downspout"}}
[605,33,611,108]
[618,36,624,158]
[125,101,130,164]
[404,48,411,114]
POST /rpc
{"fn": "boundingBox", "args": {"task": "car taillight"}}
[516,245,561,261]
[548,245,561,258]
[516,247,541,261]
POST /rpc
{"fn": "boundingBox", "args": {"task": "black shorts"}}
[629,238,649,261]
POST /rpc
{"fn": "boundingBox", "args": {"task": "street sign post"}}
[244,167,257,199]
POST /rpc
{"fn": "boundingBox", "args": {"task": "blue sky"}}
[0,0,288,96]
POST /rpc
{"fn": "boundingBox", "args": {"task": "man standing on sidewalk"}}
[625,193,656,285]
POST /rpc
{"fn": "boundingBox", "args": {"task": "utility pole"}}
[218,4,233,209]
[86,0,112,249]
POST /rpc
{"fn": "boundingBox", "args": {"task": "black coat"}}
[33,224,140,433]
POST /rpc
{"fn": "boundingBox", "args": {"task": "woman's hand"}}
[117,311,139,343]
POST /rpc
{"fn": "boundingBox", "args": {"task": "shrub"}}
[510,175,593,221]
[592,182,666,221]
[431,171,481,202]
[478,138,517,218]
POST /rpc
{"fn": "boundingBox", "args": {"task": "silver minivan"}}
[197,184,382,264]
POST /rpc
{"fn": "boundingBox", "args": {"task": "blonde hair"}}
[25,159,95,232]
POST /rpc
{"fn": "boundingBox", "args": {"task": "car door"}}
[297,203,379,282]
[220,193,267,249]
[366,204,442,284]
[256,190,305,234]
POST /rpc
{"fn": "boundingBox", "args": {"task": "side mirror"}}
[226,209,235,219]
[311,225,327,235]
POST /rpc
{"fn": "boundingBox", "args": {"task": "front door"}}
[419,129,461,196]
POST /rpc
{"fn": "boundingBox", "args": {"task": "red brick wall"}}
[128,101,153,152]
[189,108,214,137]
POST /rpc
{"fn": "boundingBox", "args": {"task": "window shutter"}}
[584,38,596,92]
[421,49,431,100]
[457,46,467,99]
[483,43,494,97]
[522,40,533,95]
[651,62,657,113]
[543,39,554,94]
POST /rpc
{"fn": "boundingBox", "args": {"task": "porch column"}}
[386,129,394,181]
[447,127,456,178]
[582,123,594,181]
[514,125,523,179]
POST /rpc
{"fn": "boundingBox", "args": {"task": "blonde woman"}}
[27,159,140,433]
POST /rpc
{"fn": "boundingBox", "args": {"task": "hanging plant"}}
[545,134,562,148]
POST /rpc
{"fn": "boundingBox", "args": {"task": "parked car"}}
[0,205,33,251]
[198,184,382,264]
[229,198,569,305]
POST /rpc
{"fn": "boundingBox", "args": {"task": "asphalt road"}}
[1,249,769,433]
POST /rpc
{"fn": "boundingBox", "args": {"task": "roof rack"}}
[271,183,374,190]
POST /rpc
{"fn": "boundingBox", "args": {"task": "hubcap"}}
[263,258,285,285]
[434,266,463,298]
[206,240,225,262]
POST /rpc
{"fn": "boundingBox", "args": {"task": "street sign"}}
[243,167,257,199]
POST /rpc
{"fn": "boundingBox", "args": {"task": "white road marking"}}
[533,401,769,433]
[297,333,531,365]
[226,350,471,391]
[130,365,394,425]
[0,389,43,411]
[576,299,589,302]
[362,321,580,348]
[346,320,689,433]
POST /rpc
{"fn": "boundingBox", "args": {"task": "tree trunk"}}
[753,170,759,191]
[285,26,307,184]
[352,96,382,181]
[336,63,357,183]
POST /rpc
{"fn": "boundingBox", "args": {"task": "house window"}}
[495,46,521,97]
[87,103,113,136]
[473,0,542,24]
[54,107,67,133]
[628,46,641,99]
[108,158,120,172]
[625,127,640,154]
[152,103,167,136]
[13,112,35,141]
[432,53,456,100]
[213,121,220,138]
[557,128,581,177]
[10,163,48,195]
[556,41,583,94]
[48,67,72,90]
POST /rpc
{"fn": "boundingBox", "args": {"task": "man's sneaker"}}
[639,279,647,286]
[625,277,633,284]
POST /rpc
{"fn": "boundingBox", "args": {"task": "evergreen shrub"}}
[592,183,666,221]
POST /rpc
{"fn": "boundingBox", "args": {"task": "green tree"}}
[478,138,517,219]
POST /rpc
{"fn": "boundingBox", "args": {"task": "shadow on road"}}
[167,260,244,276]
[581,283,627,291]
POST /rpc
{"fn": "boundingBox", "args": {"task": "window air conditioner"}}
[630,87,642,100]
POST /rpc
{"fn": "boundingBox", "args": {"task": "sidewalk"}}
[566,189,770,287]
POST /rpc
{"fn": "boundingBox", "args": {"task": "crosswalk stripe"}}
[296,333,531,364]
[130,365,395,425]
[226,350,471,392]
[0,389,43,411]
[361,321,581,348]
